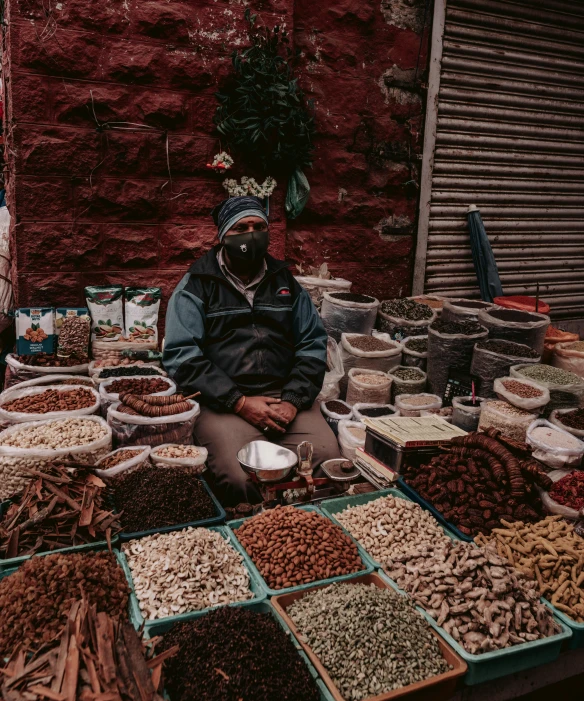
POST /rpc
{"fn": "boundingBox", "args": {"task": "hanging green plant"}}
[214,10,315,180]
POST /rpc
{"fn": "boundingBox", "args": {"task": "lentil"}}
[234,505,364,590]
[288,582,450,700]
[479,400,536,441]
[329,292,376,304]
[111,464,217,532]
[106,376,172,395]
[391,367,424,381]
[1,387,96,414]
[158,607,320,701]
[353,373,387,385]
[404,337,428,353]
[380,298,433,321]
[98,365,163,378]
[476,339,540,358]
[557,408,584,431]
[325,400,352,415]
[550,472,584,512]
[431,318,484,335]
[345,334,396,352]
[501,379,544,398]
[518,365,581,386]
[399,394,438,406]
[529,426,583,450]
[0,551,129,657]
[123,528,253,620]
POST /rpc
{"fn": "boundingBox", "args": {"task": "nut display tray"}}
[272,572,468,701]
[227,504,374,597]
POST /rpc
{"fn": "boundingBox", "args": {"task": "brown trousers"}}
[193,401,341,506]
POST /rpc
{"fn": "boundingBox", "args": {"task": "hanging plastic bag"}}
[441,299,495,324]
[386,365,426,401]
[285,168,310,219]
[320,399,353,436]
[470,340,540,398]
[526,419,584,470]
[337,420,366,462]
[339,333,401,396]
[99,376,176,416]
[552,341,584,379]
[401,336,428,370]
[376,300,437,340]
[394,393,442,417]
[94,445,152,478]
[510,364,584,416]
[478,400,537,442]
[539,469,582,520]
[317,337,345,402]
[4,353,90,389]
[451,396,483,432]
[107,400,200,448]
[320,291,379,342]
[493,377,550,412]
[426,323,488,398]
[0,384,101,425]
[150,444,208,473]
[345,368,391,406]
[352,403,398,422]
[477,308,550,355]
[549,408,584,439]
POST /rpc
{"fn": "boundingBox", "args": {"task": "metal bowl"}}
[237,441,298,483]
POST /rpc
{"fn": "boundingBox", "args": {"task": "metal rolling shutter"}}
[414,0,584,320]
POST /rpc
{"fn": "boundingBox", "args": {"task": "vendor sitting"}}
[163,195,340,506]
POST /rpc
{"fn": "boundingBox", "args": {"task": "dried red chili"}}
[549,471,584,511]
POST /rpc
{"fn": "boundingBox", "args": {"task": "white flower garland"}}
[207,151,234,171]
[222,176,277,198]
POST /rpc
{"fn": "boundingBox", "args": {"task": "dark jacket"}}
[163,246,327,412]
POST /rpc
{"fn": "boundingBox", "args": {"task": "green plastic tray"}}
[320,488,463,570]
[117,476,226,541]
[145,599,334,701]
[543,598,584,650]
[0,499,120,571]
[377,572,571,685]
[119,525,267,634]
[227,504,373,597]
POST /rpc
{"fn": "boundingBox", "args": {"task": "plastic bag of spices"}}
[320,291,379,342]
[470,339,540,399]
[401,336,428,370]
[526,419,584,470]
[386,365,426,401]
[510,364,584,416]
[552,341,584,379]
[317,337,345,402]
[99,376,176,417]
[337,420,366,461]
[478,400,537,442]
[451,396,483,432]
[441,299,495,324]
[549,408,584,439]
[4,353,90,389]
[352,403,398,422]
[94,445,152,478]
[376,299,436,341]
[345,368,391,406]
[539,469,582,519]
[477,307,550,355]
[107,401,200,448]
[394,393,442,417]
[493,377,550,412]
[339,333,401,396]
[320,400,353,436]
[0,384,101,425]
[150,444,208,471]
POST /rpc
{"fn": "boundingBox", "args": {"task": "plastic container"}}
[401,335,428,371]
[99,375,176,416]
[394,393,442,417]
[0,384,101,425]
[317,337,345,402]
[426,323,489,398]
[345,368,391,406]
[549,408,584,438]
[107,400,200,448]
[320,291,379,342]
[119,525,267,633]
[553,341,584,379]
[3,353,90,389]
[145,599,336,701]
[478,400,538,442]
[272,573,468,701]
[493,377,550,412]
[377,571,571,685]
[441,298,495,323]
[387,365,426,401]
[339,333,402,396]
[227,505,373,597]
[320,488,462,569]
[376,303,437,341]
[526,419,584,470]
[116,477,226,541]
[150,444,208,471]
[470,341,540,399]
[337,419,366,461]
[451,396,483,432]
[478,308,550,355]
[352,403,398,423]
[510,363,584,416]
[543,600,584,650]
[320,400,353,436]
[94,445,152,478]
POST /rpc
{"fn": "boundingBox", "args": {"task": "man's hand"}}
[271,401,298,426]
[237,396,286,433]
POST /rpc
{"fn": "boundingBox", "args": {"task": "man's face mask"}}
[223,230,269,262]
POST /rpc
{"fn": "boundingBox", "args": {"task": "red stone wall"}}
[2,0,429,317]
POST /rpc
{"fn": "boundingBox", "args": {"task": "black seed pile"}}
[380,298,433,321]
[404,337,428,353]
[358,406,397,417]
[557,408,584,431]
[111,465,217,533]
[431,318,484,336]
[159,607,321,701]
[325,400,352,415]
[346,335,395,352]
[475,339,540,358]
[329,292,376,303]
[98,365,163,379]
[487,308,543,324]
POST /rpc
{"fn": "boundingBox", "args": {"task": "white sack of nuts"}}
[122,527,254,620]
[386,539,561,654]
[150,443,208,471]
[335,494,450,565]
